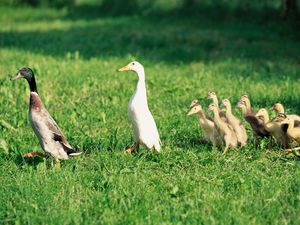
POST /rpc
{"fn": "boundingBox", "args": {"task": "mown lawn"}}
[0,2,300,224]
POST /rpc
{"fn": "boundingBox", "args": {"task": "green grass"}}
[0,2,300,224]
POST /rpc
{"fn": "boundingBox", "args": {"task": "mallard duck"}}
[208,103,237,154]
[256,108,290,148]
[236,101,270,147]
[221,99,247,147]
[118,61,161,153]
[188,101,222,147]
[11,67,81,168]
[207,91,227,122]
[270,103,300,121]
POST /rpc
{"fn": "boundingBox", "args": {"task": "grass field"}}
[0,1,300,224]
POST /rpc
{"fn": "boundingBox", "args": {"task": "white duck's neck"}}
[135,68,147,97]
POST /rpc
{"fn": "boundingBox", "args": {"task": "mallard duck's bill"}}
[118,66,129,72]
[11,73,22,80]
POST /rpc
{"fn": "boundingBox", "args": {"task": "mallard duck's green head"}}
[11,67,37,92]
[11,67,34,81]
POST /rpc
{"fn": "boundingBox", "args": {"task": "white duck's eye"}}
[132,62,135,65]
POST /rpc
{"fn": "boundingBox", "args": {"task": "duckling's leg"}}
[268,137,273,149]
[284,146,300,154]
[253,134,258,148]
[223,144,229,154]
[125,143,139,154]
[23,152,46,158]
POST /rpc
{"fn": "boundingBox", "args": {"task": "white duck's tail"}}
[154,141,161,153]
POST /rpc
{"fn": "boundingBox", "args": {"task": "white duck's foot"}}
[124,143,139,154]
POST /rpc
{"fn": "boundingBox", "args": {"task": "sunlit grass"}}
[0,3,300,224]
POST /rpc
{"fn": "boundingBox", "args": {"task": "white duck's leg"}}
[125,142,140,154]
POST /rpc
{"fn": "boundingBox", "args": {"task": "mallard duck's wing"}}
[40,109,76,154]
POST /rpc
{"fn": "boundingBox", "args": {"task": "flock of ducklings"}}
[9,61,300,169]
[188,93,300,154]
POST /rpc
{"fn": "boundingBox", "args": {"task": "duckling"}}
[118,61,161,153]
[207,91,227,122]
[221,99,247,147]
[283,117,300,144]
[11,68,81,168]
[236,101,270,147]
[208,103,238,154]
[270,103,300,121]
[256,108,290,149]
[190,99,199,108]
[240,95,256,114]
[188,102,222,147]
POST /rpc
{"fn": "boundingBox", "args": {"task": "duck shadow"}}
[172,133,213,151]
[14,154,47,169]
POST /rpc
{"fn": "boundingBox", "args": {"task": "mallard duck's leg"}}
[23,152,46,158]
[55,159,61,169]
[125,142,139,154]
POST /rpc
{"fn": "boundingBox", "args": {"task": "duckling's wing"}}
[245,115,270,136]
[280,123,289,133]
[294,120,300,127]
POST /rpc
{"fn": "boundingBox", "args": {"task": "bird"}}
[221,99,247,147]
[208,103,237,154]
[270,103,300,121]
[118,61,161,153]
[11,67,81,168]
[236,100,270,148]
[281,117,300,154]
[188,101,222,147]
[207,91,227,122]
[240,95,256,114]
[256,108,290,149]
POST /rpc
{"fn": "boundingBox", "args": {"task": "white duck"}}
[118,61,161,153]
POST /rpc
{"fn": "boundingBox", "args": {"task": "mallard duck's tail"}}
[68,152,82,157]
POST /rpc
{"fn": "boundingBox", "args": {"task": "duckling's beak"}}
[189,102,196,108]
[269,106,274,111]
[10,72,22,81]
[118,65,129,72]
[187,109,194,116]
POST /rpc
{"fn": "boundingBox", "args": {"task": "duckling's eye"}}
[132,63,135,65]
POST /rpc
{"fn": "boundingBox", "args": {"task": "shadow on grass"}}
[1,3,299,66]
[14,154,46,169]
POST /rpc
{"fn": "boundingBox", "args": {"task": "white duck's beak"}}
[11,72,22,81]
[118,65,129,72]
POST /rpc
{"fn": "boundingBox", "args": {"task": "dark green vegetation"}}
[0,1,300,224]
